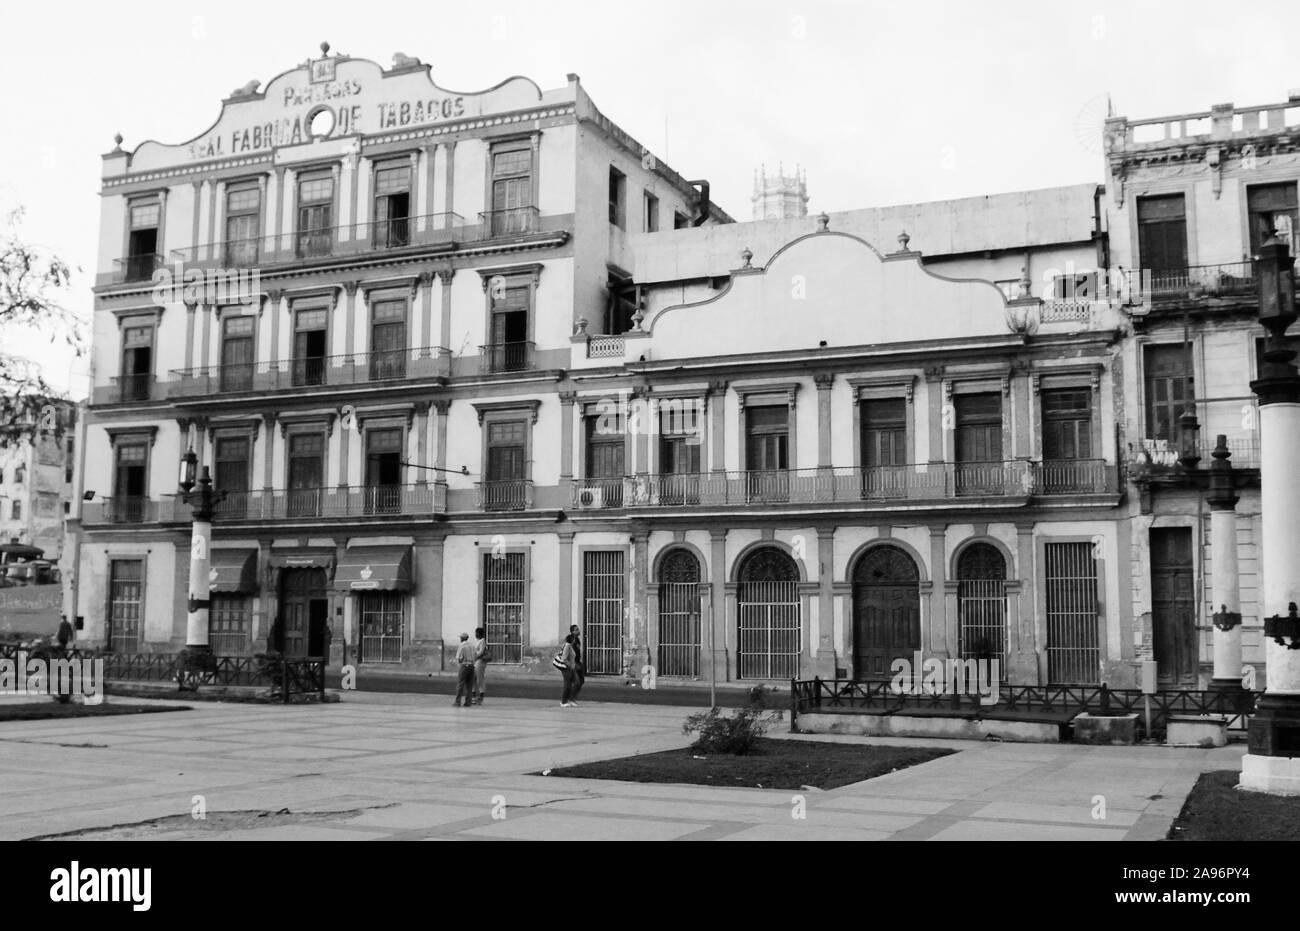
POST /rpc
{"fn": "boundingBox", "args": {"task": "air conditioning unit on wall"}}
[576,487,604,509]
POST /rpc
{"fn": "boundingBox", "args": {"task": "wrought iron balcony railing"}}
[476,480,534,512]
[479,341,535,374]
[213,484,447,520]
[92,374,158,405]
[568,461,1116,509]
[82,496,183,525]
[1124,261,1270,304]
[168,346,451,397]
[112,253,165,284]
[478,206,540,239]
[83,485,448,524]
[166,213,465,270]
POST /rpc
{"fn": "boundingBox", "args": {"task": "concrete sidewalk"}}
[0,691,1243,841]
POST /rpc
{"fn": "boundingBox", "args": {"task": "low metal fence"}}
[95,651,327,702]
[789,677,1258,738]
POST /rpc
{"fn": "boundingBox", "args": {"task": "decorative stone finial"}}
[741,247,753,268]
[575,317,588,335]
[816,212,830,232]
[632,310,645,332]
[897,230,911,251]
[320,41,331,56]
[113,133,124,150]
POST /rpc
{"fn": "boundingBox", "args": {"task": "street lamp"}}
[177,445,224,685]
[1240,235,1300,794]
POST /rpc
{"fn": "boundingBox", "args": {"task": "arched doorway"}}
[657,549,701,677]
[852,545,920,679]
[956,543,1007,670]
[737,547,801,679]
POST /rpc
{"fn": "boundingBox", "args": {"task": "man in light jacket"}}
[559,634,579,708]
[454,633,476,707]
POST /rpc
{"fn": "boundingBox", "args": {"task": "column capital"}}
[432,399,452,416]
[436,267,456,285]
[558,390,578,406]
[813,373,834,390]
[708,380,728,396]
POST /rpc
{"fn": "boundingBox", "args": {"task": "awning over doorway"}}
[267,550,336,571]
[208,549,258,593]
[333,546,412,592]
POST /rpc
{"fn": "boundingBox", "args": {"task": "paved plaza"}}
[0,692,1246,841]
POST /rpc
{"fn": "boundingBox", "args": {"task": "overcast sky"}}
[3,0,1298,398]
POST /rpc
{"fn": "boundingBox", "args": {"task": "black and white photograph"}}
[0,0,1295,907]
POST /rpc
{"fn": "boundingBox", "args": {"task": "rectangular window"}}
[369,300,407,381]
[1248,182,1298,254]
[113,443,148,522]
[483,420,527,511]
[10,500,19,520]
[860,397,907,497]
[1145,344,1193,445]
[214,437,250,494]
[609,166,626,228]
[209,594,250,655]
[373,163,411,248]
[490,147,533,235]
[364,428,403,513]
[120,325,153,402]
[583,551,625,675]
[13,465,24,484]
[673,211,689,230]
[954,393,1003,496]
[482,552,525,663]
[488,285,530,372]
[658,404,702,506]
[643,191,659,232]
[745,405,789,502]
[64,439,74,484]
[126,201,160,281]
[296,173,334,258]
[359,592,404,663]
[108,559,143,652]
[286,433,324,517]
[1137,194,1188,284]
[861,398,907,467]
[1040,388,1095,493]
[585,415,625,507]
[1044,542,1100,684]
[224,185,260,266]
[293,308,328,387]
[220,315,255,392]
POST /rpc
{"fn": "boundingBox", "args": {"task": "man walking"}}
[453,632,476,707]
[569,624,586,700]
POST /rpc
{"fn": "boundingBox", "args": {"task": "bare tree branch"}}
[0,208,85,448]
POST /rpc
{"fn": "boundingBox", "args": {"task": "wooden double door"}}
[278,568,329,659]
[852,546,921,679]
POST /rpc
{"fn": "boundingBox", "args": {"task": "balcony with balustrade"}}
[478,341,535,374]
[566,460,1117,512]
[476,480,534,512]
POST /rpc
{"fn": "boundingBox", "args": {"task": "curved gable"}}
[128,56,545,171]
[646,231,1010,359]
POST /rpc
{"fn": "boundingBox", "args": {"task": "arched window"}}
[737,547,800,678]
[657,549,701,676]
[956,543,1007,667]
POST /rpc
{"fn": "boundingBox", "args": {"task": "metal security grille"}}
[359,592,404,663]
[1045,542,1101,684]
[483,553,525,663]
[737,549,801,680]
[108,559,143,652]
[584,551,625,675]
[209,594,250,655]
[957,543,1007,669]
[658,550,701,677]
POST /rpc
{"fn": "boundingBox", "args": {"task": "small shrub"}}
[682,704,779,755]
